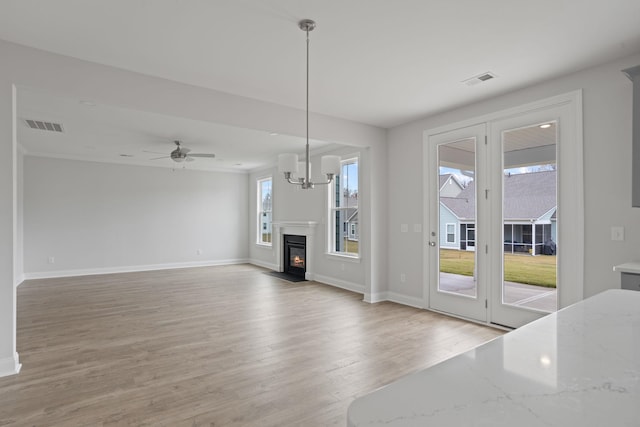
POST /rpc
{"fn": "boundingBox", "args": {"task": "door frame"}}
[422,90,584,326]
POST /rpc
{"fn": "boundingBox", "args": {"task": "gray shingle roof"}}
[440,170,556,220]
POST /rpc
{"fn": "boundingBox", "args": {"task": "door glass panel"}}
[502,122,557,312]
[438,138,476,298]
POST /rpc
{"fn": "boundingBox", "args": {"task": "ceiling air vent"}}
[23,119,64,133]
[462,72,497,86]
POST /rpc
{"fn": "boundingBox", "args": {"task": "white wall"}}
[0,39,386,376]
[0,81,19,376]
[24,156,248,276]
[387,51,640,302]
[248,146,367,294]
[15,146,23,285]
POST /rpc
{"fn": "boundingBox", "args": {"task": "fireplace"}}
[283,234,306,278]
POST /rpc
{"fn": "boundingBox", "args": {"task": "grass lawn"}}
[440,249,557,288]
[344,239,359,254]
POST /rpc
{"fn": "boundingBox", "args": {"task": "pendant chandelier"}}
[278,19,340,189]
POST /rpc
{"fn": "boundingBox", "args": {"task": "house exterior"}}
[346,209,359,241]
[339,195,359,242]
[260,192,272,239]
[439,170,557,255]
[439,174,465,198]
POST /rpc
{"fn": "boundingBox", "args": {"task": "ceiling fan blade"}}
[188,153,216,158]
[180,147,191,154]
[142,150,167,155]
[185,156,196,162]
[149,156,170,160]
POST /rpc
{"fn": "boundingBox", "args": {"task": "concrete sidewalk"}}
[438,272,557,312]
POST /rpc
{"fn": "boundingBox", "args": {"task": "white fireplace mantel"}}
[272,221,318,280]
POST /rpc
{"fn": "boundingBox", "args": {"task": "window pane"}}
[446,224,455,243]
[331,158,358,256]
[502,122,557,312]
[258,178,272,244]
[438,137,476,298]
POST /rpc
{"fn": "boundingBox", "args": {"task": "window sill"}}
[255,243,273,249]
[325,252,361,263]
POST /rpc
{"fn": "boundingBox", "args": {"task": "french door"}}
[427,123,488,323]
[425,93,583,328]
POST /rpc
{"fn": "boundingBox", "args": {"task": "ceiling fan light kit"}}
[278,19,341,190]
[151,140,216,163]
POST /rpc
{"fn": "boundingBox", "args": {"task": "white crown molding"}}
[16,141,28,155]
[22,152,250,174]
[246,142,348,174]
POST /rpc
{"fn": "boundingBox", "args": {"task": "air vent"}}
[462,72,497,86]
[23,119,64,133]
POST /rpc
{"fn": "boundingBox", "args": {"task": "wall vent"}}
[23,119,64,133]
[462,72,497,86]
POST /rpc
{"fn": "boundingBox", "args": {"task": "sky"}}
[440,163,555,186]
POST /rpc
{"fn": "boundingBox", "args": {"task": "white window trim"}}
[257,176,273,247]
[446,223,456,243]
[326,252,361,263]
[327,155,360,259]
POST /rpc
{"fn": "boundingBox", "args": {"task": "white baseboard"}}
[23,259,250,280]
[364,291,388,303]
[249,259,279,271]
[14,275,25,288]
[362,291,424,307]
[386,292,424,309]
[313,274,365,294]
[0,352,21,378]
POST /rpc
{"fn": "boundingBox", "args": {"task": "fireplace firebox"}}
[283,234,306,279]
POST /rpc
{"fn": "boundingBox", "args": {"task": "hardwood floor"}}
[0,264,503,426]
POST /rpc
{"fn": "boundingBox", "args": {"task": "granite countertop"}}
[347,289,640,426]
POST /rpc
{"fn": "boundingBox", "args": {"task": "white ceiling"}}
[3,0,640,170]
[17,87,337,172]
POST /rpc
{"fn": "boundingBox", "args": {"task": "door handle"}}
[429,241,436,247]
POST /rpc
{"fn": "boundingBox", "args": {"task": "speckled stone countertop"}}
[347,290,640,427]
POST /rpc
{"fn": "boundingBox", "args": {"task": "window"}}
[446,223,455,243]
[329,157,359,257]
[257,177,272,245]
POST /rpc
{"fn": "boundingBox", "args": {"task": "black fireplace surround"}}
[283,234,306,278]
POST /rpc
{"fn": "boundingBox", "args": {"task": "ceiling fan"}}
[148,140,216,163]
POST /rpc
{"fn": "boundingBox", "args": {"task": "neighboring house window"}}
[446,223,455,243]
[258,177,272,245]
[329,157,359,257]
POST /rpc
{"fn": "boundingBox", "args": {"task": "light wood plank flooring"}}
[0,264,503,426]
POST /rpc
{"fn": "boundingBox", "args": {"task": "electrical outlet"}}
[400,224,408,233]
[400,273,406,283]
[48,256,55,264]
[611,226,625,241]
[413,224,422,233]
[196,249,202,255]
